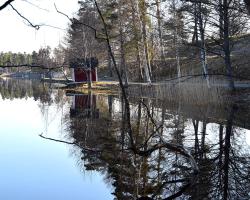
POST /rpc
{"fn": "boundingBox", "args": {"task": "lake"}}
[0,78,250,200]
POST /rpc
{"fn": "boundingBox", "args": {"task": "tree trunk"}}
[218,124,224,186]
[223,105,235,200]
[223,0,235,90]
[173,0,181,79]
[130,0,144,81]
[201,122,207,158]
[244,0,250,14]
[219,0,224,40]
[192,119,200,159]
[138,0,152,83]
[198,2,210,87]
[155,0,165,61]
[107,50,113,77]
[192,1,199,45]
[119,21,128,86]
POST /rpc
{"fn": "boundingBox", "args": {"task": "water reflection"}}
[70,93,99,119]
[0,77,53,103]
[0,78,112,200]
[0,78,250,199]
[66,92,250,200]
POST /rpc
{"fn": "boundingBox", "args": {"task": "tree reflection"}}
[0,78,51,103]
[187,105,250,200]
[62,92,250,200]
[0,78,69,136]
[0,78,69,106]
[2,78,248,199]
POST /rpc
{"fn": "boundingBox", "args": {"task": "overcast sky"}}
[0,0,79,53]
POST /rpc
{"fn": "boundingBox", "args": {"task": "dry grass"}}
[66,78,248,106]
[128,77,231,106]
[65,81,119,95]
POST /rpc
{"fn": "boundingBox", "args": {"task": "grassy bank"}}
[65,81,119,95]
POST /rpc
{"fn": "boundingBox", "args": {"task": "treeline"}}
[65,0,250,88]
[0,45,65,70]
[0,52,32,66]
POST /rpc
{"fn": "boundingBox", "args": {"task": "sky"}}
[0,0,80,53]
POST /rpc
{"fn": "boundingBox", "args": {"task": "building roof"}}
[69,57,98,69]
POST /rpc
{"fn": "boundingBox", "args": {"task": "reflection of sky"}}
[112,96,250,146]
[245,130,250,146]
[0,97,112,200]
[184,120,250,147]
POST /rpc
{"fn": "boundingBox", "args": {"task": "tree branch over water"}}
[0,0,14,11]
[0,64,64,70]
[9,3,40,30]
[0,1,62,30]
[21,0,49,12]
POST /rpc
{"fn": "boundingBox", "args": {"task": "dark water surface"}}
[0,78,250,200]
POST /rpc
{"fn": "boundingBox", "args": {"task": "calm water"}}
[0,79,112,200]
[0,78,250,200]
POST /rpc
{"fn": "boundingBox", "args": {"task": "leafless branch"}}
[39,133,100,153]
[0,0,14,11]
[38,24,66,31]
[0,63,66,70]
[140,100,164,146]
[10,4,40,30]
[54,3,106,40]
[59,61,70,81]
[21,0,49,12]
[54,3,71,21]
[93,0,135,149]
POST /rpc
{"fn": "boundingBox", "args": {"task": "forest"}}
[1,0,250,90]
[1,1,250,200]
[63,0,250,90]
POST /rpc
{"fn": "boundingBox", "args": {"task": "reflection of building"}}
[70,94,99,119]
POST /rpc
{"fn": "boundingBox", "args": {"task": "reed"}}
[128,77,231,106]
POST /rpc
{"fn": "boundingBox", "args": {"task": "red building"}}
[72,68,97,82]
[70,57,98,83]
